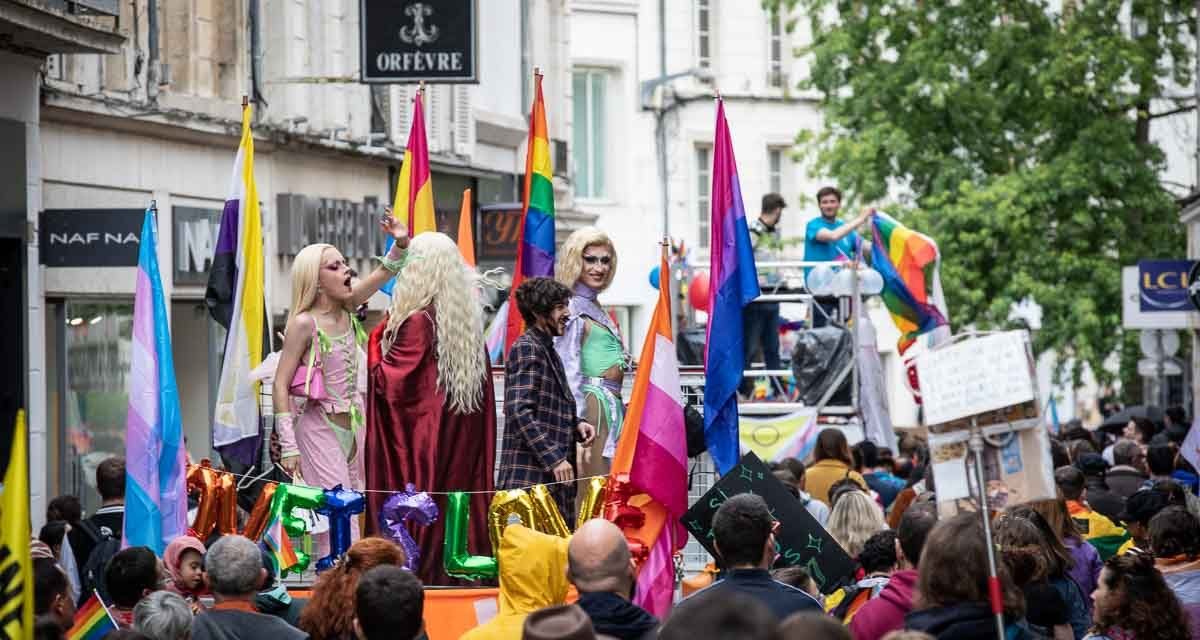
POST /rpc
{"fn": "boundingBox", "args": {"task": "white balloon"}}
[833,267,856,296]
[806,264,836,295]
[860,268,885,295]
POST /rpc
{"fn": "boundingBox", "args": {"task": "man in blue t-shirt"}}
[804,186,871,327]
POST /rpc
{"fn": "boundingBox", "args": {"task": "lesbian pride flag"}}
[212,104,265,459]
[610,246,688,618]
[504,72,556,351]
[870,211,949,354]
[382,88,436,296]
[703,99,760,475]
[124,207,188,555]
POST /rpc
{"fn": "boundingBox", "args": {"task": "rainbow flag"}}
[703,99,761,475]
[382,88,436,295]
[0,411,32,637]
[504,73,556,352]
[610,246,689,618]
[870,212,948,354]
[124,207,188,555]
[68,592,117,640]
[262,510,301,577]
[212,104,266,458]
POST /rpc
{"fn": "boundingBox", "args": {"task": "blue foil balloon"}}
[649,265,661,290]
[315,484,365,572]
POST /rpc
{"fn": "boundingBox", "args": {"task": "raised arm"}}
[814,207,873,244]
[348,212,410,308]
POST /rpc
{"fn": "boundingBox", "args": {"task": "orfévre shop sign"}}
[40,209,144,267]
[359,0,478,83]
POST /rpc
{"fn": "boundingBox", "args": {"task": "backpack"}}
[77,519,120,606]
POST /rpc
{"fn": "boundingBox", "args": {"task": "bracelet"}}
[377,252,406,273]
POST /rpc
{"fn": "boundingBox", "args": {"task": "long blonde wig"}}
[555,227,617,291]
[381,232,485,414]
[826,490,887,559]
[289,243,337,324]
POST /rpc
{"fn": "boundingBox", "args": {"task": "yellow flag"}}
[0,410,33,637]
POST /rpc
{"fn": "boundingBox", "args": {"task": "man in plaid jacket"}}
[499,277,596,523]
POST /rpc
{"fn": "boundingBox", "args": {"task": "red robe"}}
[365,306,496,586]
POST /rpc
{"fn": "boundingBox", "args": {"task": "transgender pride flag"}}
[703,99,760,475]
[609,246,688,618]
[123,207,187,555]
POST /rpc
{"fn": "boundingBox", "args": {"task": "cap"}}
[1118,489,1171,525]
[1074,453,1109,476]
[522,604,597,640]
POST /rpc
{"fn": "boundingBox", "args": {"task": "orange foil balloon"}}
[242,482,278,542]
[186,461,220,540]
[528,484,570,539]
[215,471,239,535]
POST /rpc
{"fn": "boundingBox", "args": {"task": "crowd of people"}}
[30,405,1200,640]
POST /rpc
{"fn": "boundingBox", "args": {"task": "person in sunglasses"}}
[554,228,629,487]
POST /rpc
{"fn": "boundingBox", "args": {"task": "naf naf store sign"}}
[39,209,143,267]
[359,0,478,83]
[1138,260,1196,312]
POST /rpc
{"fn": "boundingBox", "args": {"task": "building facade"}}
[19,0,589,524]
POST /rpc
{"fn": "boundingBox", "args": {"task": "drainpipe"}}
[147,0,159,103]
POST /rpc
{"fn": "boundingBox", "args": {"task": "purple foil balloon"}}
[379,483,439,571]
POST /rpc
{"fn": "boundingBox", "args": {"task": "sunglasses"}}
[583,255,613,266]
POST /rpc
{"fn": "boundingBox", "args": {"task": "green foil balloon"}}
[443,491,498,580]
[269,483,327,576]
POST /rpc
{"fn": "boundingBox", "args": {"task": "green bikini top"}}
[580,319,625,377]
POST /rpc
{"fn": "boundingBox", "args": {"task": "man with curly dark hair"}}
[498,277,596,523]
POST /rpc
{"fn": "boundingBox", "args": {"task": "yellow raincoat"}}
[460,525,570,640]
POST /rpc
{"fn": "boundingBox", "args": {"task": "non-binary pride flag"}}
[703,99,761,475]
[212,104,266,460]
[124,208,188,555]
[68,592,118,640]
[869,211,949,354]
[381,87,436,296]
[0,410,32,637]
[610,245,688,618]
[504,72,556,351]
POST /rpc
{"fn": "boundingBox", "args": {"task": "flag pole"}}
[95,590,120,629]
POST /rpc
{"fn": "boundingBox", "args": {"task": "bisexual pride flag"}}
[703,99,760,475]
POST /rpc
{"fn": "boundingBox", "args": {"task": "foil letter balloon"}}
[242,482,278,542]
[575,476,608,531]
[443,492,498,580]
[215,471,239,535]
[268,483,327,576]
[528,484,570,538]
[378,484,439,571]
[316,485,366,572]
[487,489,536,554]
[186,461,221,540]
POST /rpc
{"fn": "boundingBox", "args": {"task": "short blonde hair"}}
[289,243,336,324]
[826,490,887,559]
[555,227,617,292]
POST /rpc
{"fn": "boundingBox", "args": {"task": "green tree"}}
[770,0,1193,389]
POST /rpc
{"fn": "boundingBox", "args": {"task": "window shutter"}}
[453,84,474,157]
[426,85,446,154]
[392,85,411,145]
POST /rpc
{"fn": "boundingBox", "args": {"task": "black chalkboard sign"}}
[681,452,857,594]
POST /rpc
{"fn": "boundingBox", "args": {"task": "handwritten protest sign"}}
[681,452,855,594]
[915,331,1038,428]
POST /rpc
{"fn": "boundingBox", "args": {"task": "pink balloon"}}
[689,272,711,311]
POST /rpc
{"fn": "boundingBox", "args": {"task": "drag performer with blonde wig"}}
[555,227,628,482]
[364,231,496,585]
[273,216,408,555]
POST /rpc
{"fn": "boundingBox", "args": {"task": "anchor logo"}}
[399,2,440,47]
